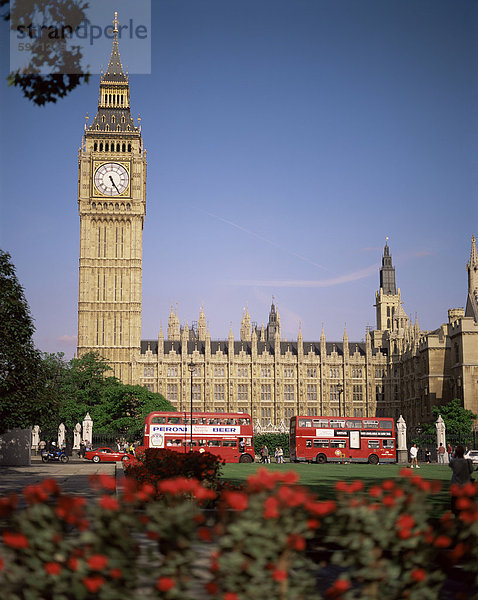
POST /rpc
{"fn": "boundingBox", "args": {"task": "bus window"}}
[207,440,221,447]
[208,418,220,425]
[330,440,346,448]
[330,420,346,429]
[364,420,379,429]
[168,417,182,424]
[167,439,182,446]
[245,438,253,447]
[368,440,380,449]
[306,440,312,448]
[380,420,393,429]
[151,416,166,424]
[383,440,395,449]
[222,440,237,447]
[313,419,329,428]
[196,417,207,425]
[183,418,198,424]
[313,439,329,448]
[346,420,362,429]
[225,418,237,425]
[238,418,251,425]
[298,419,312,428]
[183,440,197,447]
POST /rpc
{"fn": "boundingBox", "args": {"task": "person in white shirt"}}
[410,444,419,468]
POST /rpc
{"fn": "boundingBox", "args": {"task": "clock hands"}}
[109,174,121,195]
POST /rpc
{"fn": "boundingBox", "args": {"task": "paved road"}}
[0,456,116,499]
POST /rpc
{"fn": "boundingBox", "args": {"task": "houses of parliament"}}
[77,18,478,431]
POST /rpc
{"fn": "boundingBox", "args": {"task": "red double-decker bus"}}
[143,411,255,463]
[290,415,396,465]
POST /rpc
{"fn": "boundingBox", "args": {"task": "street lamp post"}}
[337,383,344,417]
[188,361,195,452]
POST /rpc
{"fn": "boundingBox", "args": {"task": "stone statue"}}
[82,413,93,445]
[31,425,40,451]
[396,415,408,464]
[73,423,82,450]
[58,423,66,448]
[435,415,446,449]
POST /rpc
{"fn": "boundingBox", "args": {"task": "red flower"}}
[68,557,79,571]
[205,582,219,595]
[383,495,395,507]
[110,568,122,579]
[23,484,48,504]
[396,514,415,530]
[287,534,306,551]
[382,479,395,490]
[224,491,248,511]
[82,576,105,593]
[307,499,336,516]
[87,554,108,570]
[263,496,279,519]
[45,562,62,575]
[2,531,29,549]
[272,569,288,581]
[325,577,351,597]
[224,593,239,600]
[434,535,451,548]
[41,478,60,495]
[99,495,120,511]
[0,557,4,571]
[198,527,213,542]
[397,529,412,540]
[410,568,427,582]
[368,485,382,498]
[157,577,175,591]
[98,474,116,490]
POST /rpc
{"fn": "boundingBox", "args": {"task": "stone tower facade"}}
[77,14,147,383]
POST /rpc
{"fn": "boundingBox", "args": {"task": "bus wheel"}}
[239,454,253,463]
[316,454,327,464]
[368,454,379,465]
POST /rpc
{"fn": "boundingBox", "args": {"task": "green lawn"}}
[221,461,453,516]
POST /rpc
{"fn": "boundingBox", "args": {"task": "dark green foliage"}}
[0,250,54,433]
[50,352,175,437]
[418,399,477,445]
[254,432,289,458]
[5,0,90,105]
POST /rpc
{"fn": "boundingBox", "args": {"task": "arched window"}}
[115,203,119,210]
[121,96,124,105]
[96,124,99,130]
[101,115,105,123]
[99,143,103,151]
[121,115,125,123]
[92,202,96,209]
[127,143,131,152]
[127,125,131,131]
[122,143,126,152]
[117,125,121,131]
[105,125,109,131]
[126,203,131,210]
[103,203,108,210]
[105,142,109,152]
[116,143,120,152]
[94,142,97,151]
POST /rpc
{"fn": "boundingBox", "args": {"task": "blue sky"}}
[0,0,476,359]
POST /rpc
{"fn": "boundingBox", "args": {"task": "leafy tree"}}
[51,352,175,439]
[2,0,90,105]
[254,433,289,459]
[419,399,477,444]
[0,250,54,433]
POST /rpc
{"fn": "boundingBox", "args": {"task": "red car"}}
[85,447,131,463]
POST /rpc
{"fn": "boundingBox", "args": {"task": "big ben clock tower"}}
[77,13,146,384]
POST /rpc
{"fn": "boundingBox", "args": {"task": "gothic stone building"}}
[77,22,478,430]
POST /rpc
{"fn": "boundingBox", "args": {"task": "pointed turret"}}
[198,305,207,341]
[240,304,252,342]
[380,238,397,295]
[168,305,180,341]
[87,13,138,136]
[266,298,281,341]
[465,234,478,321]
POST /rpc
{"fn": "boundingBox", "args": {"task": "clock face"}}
[94,163,129,196]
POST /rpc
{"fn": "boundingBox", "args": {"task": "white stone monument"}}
[73,423,82,450]
[58,423,66,448]
[435,415,447,460]
[31,425,40,452]
[396,415,408,464]
[82,413,93,446]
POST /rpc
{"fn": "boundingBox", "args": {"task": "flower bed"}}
[0,465,477,599]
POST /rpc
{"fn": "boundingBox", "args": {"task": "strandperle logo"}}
[14,18,149,46]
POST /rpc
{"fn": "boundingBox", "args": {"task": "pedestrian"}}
[277,446,284,464]
[239,438,245,453]
[424,448,431,464]
[410,443,419,468]
[38,440,46,455]
[447,443,453,462]
[449,444,475,516]
[79,440,85,458]
[261,445,269,464]
[274,447,279,463]
[437,443,446,464]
